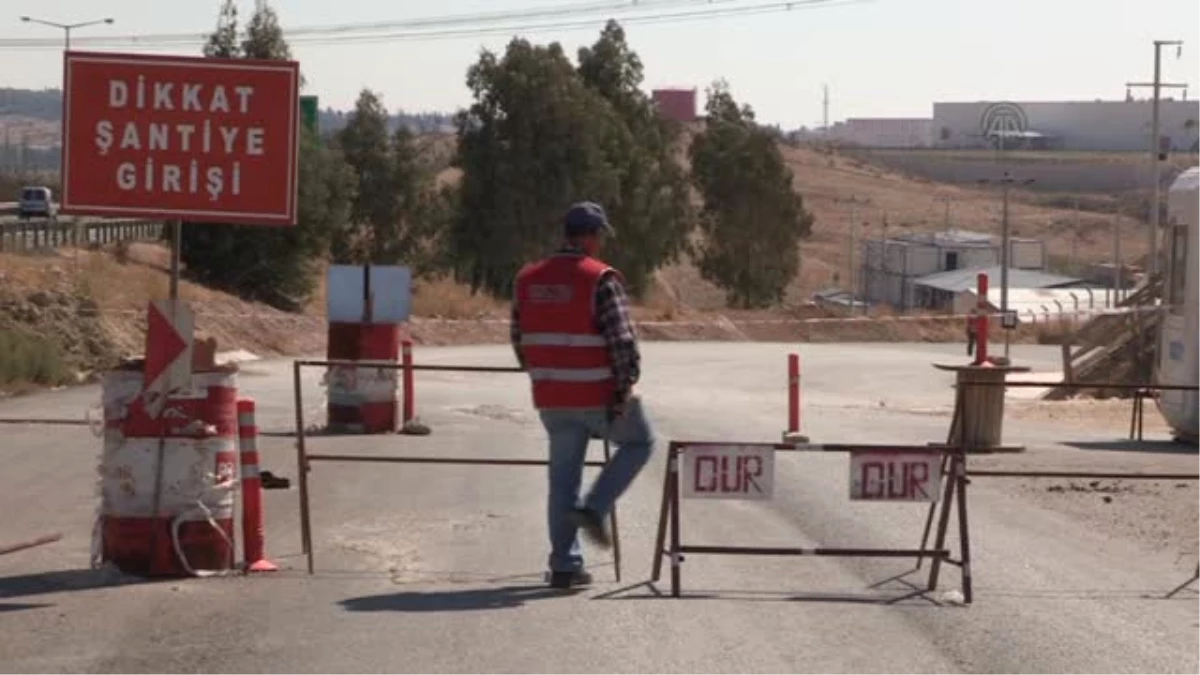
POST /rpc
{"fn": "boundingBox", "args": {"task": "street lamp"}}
[978,172,1035,362]
[20,16,115,49]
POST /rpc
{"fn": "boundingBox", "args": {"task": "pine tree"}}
[180,1,354,309]
[336,89,440,267]
[203,0,240,58]
[241,3,292,61]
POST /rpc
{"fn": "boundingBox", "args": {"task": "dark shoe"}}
[570,508,611,550]
[548,569,594,589]
[260,471,291,490]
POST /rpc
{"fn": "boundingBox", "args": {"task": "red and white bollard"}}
[237,399,278,573]
[398,340,431,435]
[401,340,415,426]
[783,352,808,443]
[974,273,990,366]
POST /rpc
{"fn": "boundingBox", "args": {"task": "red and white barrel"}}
[95,365,239,577]
[325,323,400,434]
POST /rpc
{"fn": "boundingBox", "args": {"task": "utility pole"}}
[936,196,952,231]
[880,215,890,309]
[978,172,1034,361]
[834,196,870,309]
[1071,197,1080,272]
[1126,39,1185,279]
[822,84,830,135]
[1113,212,1123,306]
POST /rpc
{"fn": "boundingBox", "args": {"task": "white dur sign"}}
[849,452,942,502]
[682,445,774,500]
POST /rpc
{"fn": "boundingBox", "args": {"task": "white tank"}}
[1155,166,1199,443]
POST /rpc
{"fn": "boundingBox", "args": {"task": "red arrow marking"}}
[144,301,188,388]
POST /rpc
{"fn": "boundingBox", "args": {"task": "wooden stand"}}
[935,363,1030,451]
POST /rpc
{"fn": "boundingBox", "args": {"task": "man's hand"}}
[609,390,636,421]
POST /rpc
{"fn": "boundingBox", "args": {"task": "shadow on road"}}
[0,602,54,613]
[591,580,942,606]
[1064,439,1199,455]
[0,568,151,599]
[340,584,582,613]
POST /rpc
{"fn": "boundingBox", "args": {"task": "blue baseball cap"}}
[563,201,615,238]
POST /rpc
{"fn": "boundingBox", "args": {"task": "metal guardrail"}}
[0,218,165,252]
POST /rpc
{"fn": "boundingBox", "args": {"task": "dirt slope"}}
[3,136,1148,382]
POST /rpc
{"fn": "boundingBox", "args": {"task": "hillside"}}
[434,128,1155,311]
[0,116,1170,391]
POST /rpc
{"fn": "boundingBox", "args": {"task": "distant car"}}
[17,186,57,219]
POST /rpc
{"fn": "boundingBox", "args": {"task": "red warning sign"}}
[682,445,775,500]
[849,451,942,502]
[142,300,194,418]
[61,51,300,225]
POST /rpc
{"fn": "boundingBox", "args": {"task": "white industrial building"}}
[932,99,1200,152]
[859,230,1049,310]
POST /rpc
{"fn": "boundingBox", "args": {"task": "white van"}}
[17,186,57,219]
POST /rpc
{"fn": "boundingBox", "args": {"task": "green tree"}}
[690,81,813,308]
[337,89,441,267]
[241,3,291,61]
[203,0,240,58]
[449,38,626,297]
[576,20,694,297]
[181,1,354,309]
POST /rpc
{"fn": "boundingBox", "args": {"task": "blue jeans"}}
[538,397,655,573]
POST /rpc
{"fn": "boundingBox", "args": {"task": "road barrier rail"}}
[0,217,163,252]
[291,357,624,580]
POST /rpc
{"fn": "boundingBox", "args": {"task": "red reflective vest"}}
[515,253,620,410]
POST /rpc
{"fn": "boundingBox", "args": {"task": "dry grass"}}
[779,146,1145,294]
[411,276,506,319]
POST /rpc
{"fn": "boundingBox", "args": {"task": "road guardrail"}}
[0,217,164,252]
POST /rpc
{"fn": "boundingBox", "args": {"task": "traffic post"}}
[651,440,976,603]
[237,399,277,573]
[782,353,808,443]
[974,273,989,366]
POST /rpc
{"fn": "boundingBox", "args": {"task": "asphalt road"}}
[1,342,1196,673]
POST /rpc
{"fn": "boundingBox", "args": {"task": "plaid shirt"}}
[511,248,641,402]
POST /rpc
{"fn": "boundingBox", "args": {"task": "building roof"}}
[893,229,993,246]
[958,287,1106,316]
[913,265,1082,293]
[888,229,1041,248]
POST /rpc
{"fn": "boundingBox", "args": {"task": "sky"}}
[2,0,1199,128]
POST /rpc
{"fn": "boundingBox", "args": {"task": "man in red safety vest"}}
[511,201,655,590]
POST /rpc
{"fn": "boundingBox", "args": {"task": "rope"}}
[170,476,240,578]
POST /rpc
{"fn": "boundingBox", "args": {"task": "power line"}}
[3,0,706,46]
[0,0,868,50]
[288,0,870,47]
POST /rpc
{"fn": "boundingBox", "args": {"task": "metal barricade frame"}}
[292,358,623,580]
[925,378,1200,599]
[649,440,977,603]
